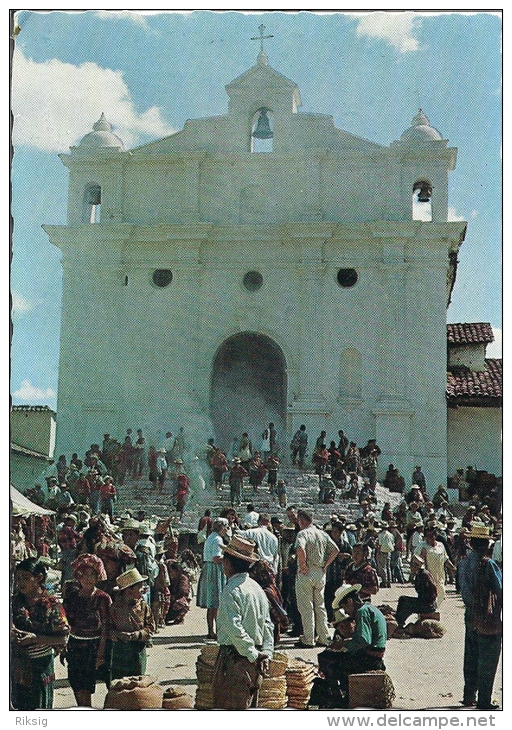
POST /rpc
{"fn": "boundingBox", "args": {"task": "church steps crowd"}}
[12,423,502,710]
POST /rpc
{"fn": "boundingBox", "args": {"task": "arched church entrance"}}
[210,332,287,452]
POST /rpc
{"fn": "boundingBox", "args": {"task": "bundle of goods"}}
[405,619,445,639]
[103,675,164,710]
[377,604,399,638]
[257,652,289,709]
[195,643,219,709]
[162,686,195,709]
[285,658,317,709]
[348,671,395,709]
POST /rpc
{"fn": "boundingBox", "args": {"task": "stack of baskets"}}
[194,643,219,709]
[285,659,317,709]
[257,652,289,709]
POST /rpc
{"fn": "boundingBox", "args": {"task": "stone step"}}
[110,467,406,534]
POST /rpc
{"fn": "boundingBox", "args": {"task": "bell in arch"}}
[252,108,273,139]
[413,180,433,203]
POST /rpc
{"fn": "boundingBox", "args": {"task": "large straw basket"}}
[348,671,395,709]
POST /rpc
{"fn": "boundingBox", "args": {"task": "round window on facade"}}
[152,269,173,287]
[337,268,358,288]
[243,271,264,291]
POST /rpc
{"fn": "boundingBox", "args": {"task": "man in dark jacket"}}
[458,524,502,710]
[395,555,437,628]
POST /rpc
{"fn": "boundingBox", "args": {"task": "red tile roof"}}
[446,358,502,404]
[447,322,494,345]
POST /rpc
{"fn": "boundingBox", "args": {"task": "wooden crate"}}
[348,671,395,709]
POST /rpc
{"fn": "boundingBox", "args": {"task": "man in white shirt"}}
[376,522,395,588]
[213,535,274,709]
[162,431,174,466]
[294,509,339,648]
[242,503,260,528]
[240,513,279,575]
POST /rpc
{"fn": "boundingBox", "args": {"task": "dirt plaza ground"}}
[51,580,502,713]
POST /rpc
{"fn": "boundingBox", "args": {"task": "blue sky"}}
[10,10,502,411]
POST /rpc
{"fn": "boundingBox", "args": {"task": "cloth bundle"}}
[103,675,164,710]
[257,653,289,709]
[285,658,317,709]
[194,644,219,709]
[162,686,194,709]
[405,619,445,639]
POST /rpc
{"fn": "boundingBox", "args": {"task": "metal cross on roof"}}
[251,24,274,53]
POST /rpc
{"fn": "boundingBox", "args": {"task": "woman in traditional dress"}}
[196,517,229,639]
[249,559,288,644]
[62,553,112,706]
[11,557,69,710]
[165,560,191,625]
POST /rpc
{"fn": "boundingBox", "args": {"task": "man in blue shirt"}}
[458,523,502,710]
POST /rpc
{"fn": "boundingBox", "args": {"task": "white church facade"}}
[44,44,468,491]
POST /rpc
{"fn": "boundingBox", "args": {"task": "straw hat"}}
[467,523,492,539]
[120,518,141,532]
[114,567,147,591]
[332,607,351,625]
[222,535,259,564]
[332,583,361,609]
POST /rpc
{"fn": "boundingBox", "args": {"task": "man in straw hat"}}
[316,583,387,707]
[458,523,502,710]
[212,535,274,709]
[107,567,156,681]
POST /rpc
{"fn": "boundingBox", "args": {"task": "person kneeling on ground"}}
[316,583,387,707]
[395,555,437,630]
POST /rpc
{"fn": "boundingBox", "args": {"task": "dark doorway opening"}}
[210,332,287,452]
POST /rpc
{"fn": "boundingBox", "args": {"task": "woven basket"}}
[348,671,395,709]
[104,675,164,710]
[200,644,220,665]
[268,652,289,677]
[195,688,214,710]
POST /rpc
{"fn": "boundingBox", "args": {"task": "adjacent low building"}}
[446,323,502,480]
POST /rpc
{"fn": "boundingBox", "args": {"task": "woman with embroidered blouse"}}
[62,553,112,706]
[11,557,70,710]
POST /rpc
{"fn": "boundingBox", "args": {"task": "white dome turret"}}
[78,113,124,150]
[397,108,444,144]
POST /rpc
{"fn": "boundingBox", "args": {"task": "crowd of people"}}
[11,424,503,711]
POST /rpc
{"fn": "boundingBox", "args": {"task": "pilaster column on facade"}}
[376,256,407,399]
[302,149,326,221]
[183,153,206,222]
[297,261,327,404]
[372,402,414,485]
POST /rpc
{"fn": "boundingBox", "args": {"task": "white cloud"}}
[93,10,151,27]
[487,327,502,358]
[12,379,57,405]
[11,48,176,153]
[447,206,466,222]
[354,11,421,53]
[11,292,32,315]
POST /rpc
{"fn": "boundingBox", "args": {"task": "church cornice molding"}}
[44,220,467,256]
